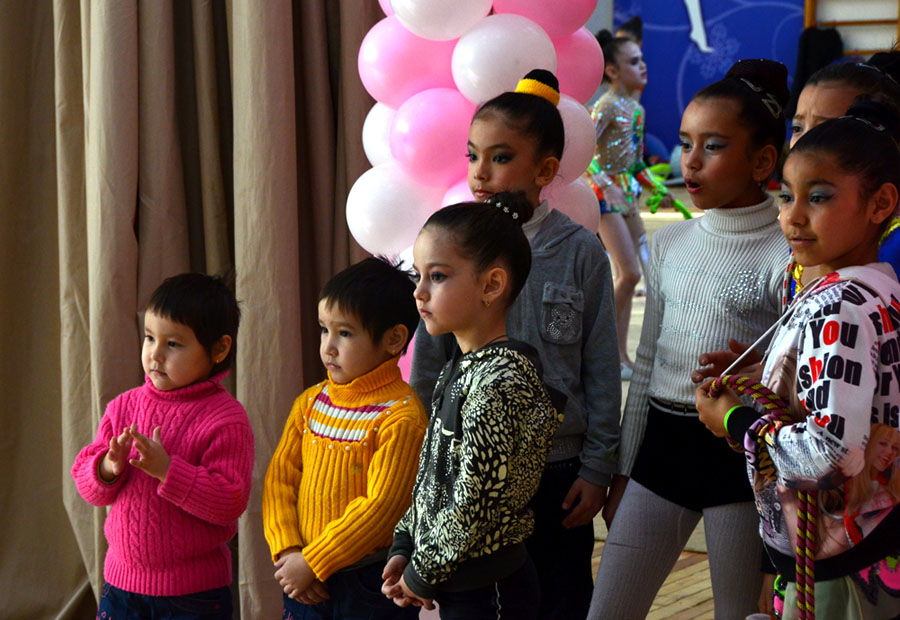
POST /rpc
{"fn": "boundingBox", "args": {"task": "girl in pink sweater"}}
[72,273,253,619]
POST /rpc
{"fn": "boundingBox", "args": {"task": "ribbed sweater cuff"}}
[158,456,197,506]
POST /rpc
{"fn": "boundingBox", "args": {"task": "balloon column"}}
[350,0,605,257]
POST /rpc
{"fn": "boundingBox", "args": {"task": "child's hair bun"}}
[595,29,614,47]
[845,96,900,140]
[726,59,790,111]
[617,16,643,43]
[868,51,900,86]
[516,69,561,106]
[485,190,535,225]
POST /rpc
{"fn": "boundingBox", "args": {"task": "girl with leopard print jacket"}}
[382,193,560,618]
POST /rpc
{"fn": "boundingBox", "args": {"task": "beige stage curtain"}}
[1,0,379,617]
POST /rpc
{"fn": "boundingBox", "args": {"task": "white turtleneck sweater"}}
[619,195,789,476]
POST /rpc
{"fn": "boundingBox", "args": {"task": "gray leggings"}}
[588,480,763,619]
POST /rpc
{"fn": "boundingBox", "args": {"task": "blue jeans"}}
[97,583,233,619]
[282,561,417,620]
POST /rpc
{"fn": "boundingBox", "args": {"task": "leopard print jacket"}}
[390,340,561,598]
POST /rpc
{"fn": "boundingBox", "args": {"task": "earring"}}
[483,298,491,308]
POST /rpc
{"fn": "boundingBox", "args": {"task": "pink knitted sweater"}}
[71,372,254,596]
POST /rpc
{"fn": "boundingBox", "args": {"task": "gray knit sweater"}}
[619,196,789,476]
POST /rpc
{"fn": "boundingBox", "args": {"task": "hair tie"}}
[738,77,783,120]
[840,114,887,132]
[489,198,519,220]
[516,77,561,106]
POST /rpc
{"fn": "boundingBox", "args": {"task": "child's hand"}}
[398,575,434,610]
[691,339,761,384]
[274,549,316,601]
[296,579,330,605]
[602,184,627,208]
[381,555,408,600]
[129,426,171,482]
[382,556,431,608]
[561,477,607,528]
[695,379,740,438]
[99,423,136,481]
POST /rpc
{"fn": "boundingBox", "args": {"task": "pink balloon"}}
[378,0,393,16]
[358,16,456,108]
[542,178,600,232]
[398,333,415,382]
[492,0,596,40]
[442,178,475,206]
[557,94,596,183]
[555,28,604,104]
[390,88,476,187]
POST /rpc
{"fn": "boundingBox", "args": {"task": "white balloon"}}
[392,0,491,41]
[346,163,444,256]
[452,14,557,104]
[542,177,599,232]
[557,94,595,183]
[397,244,415,272]
[362,103,396,167]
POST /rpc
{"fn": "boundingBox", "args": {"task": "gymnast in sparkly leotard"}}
[587,32,671,378]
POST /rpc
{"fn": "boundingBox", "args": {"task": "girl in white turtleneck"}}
[590,59,791,619]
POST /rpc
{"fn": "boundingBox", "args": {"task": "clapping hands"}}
[99,423,170,483]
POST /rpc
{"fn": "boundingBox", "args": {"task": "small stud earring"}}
[483,298,491,308]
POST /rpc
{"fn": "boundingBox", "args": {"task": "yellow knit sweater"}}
[263,358,427,580]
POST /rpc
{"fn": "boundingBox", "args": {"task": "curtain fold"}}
[231,0,304,616]
[5,1,381,616]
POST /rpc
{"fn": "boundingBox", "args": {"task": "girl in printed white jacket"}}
[697,98,900,619]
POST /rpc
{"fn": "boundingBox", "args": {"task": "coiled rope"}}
[708,374,816,619]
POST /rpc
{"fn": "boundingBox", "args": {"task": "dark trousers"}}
[97,583,233,619]
[433,557,539,620]
[282,561,418,620]
[525,458,595,620]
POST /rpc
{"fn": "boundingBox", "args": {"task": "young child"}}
[588,32,674,378]
[384,192,561,619]
[263,257,427,619]
[409,69,620,619]
[71,273,252,618]
[787,58,900,302]
[589,59,791,619]
[697,98,900,619]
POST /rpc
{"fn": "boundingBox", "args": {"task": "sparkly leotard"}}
[586,89,646,214]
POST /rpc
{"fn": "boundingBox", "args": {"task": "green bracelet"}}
[723,404,742,436]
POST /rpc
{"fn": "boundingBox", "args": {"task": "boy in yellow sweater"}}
[263,257,427,619]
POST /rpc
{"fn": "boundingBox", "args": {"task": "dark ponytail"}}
[422,191,533,304]
[693,59,790,150]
